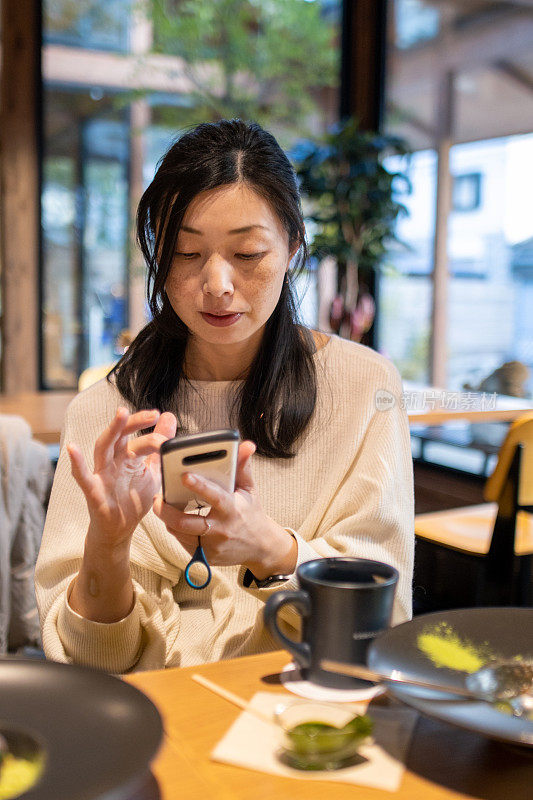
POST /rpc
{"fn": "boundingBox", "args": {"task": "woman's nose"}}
[202,255,234,297]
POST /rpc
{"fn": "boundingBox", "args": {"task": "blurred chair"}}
[0,415,53,654]
[78,363,114,392]
[414,413,533,611]
[77,329,132,392]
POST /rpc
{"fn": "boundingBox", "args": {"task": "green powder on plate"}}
[417,623,494,673]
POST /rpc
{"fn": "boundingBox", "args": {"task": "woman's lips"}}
[201,312,243,327]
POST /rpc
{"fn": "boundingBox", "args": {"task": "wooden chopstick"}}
[191,673,276,725]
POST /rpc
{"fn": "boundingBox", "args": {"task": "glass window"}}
[44,0,132,52]
[41,0,342,387]
[452,173,481,214]
[378,149,435,382]
[149,0,340,143]
[448,131,533,393]
[41,89,129,387]
[394,0,440,50]
[381,0,533,398]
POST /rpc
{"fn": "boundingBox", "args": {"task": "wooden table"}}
[124,650,533,800]
[403,382,533,425]
[0,391,75,444]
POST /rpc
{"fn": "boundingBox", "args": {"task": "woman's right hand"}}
[67,407,177,549]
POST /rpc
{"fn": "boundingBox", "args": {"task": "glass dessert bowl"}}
[274,701,373,771]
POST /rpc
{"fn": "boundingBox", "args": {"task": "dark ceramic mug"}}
[264,557,399,689]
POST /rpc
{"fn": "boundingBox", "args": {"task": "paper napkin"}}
[211,692,418,792]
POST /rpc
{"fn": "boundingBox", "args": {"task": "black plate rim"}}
[0,656,164,800]
[368,607,533,748]
[385,686,533,747]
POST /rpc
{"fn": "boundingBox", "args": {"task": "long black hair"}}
[112,119,318,458]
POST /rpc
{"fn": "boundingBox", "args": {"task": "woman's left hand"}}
[152,440,297,580]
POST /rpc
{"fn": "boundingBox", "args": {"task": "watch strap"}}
[242,568,291,589]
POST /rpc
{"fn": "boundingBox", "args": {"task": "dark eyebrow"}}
[180,224,269,235]
[228,225,269,234]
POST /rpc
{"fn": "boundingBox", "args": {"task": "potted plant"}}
[294,118,410,342]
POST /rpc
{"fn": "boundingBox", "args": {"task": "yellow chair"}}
[77,331,132,392]
[78,363,115,392]
[414,413,533,609]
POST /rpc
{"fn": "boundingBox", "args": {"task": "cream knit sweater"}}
[35,334,414,673]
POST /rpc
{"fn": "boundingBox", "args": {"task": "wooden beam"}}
[386,101,437,139]
[42,44,195,94]
[392,9,533,88]
[493,59,533,97]
[0,0,41,392]
[429,71,455,390]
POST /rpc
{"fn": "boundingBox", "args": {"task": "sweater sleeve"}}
[34,390,180,673]
[240,368,414,628]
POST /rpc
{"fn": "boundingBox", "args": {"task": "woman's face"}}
[165,182,295,356]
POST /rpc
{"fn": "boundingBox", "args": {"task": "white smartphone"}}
[160,429,240,510]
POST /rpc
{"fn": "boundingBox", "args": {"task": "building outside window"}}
[379,0,533,398]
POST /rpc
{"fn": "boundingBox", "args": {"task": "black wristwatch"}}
[243,568,291,589]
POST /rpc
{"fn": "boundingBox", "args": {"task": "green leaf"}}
[294,117,410,271]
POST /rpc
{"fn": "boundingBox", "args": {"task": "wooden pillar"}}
[339,0,387,348]
[430,71,455,389]
[341,0,387,130]
[0,0,41,392]
[129,98,151,336]
[128,1,153,336]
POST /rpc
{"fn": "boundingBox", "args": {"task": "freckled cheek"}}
[165,268,199,301]
[261,264,286,303]
[242,263,285,303]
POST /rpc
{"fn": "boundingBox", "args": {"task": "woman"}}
[36,119,414,673]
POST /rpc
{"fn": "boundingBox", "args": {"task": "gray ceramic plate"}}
[368,608,533,747]
[0,658,163,799]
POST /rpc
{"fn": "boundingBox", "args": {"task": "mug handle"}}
[263,590,311,669]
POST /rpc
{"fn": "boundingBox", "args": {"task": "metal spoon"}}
[465,660,533,700]
[467,661,533,718]
[509,692,533,719]
[321,658,533,706]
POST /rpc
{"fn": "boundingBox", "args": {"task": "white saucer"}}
[280,662,386,703]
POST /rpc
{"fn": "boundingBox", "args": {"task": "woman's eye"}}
[175,252,198,259]
[235,252,264,261]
